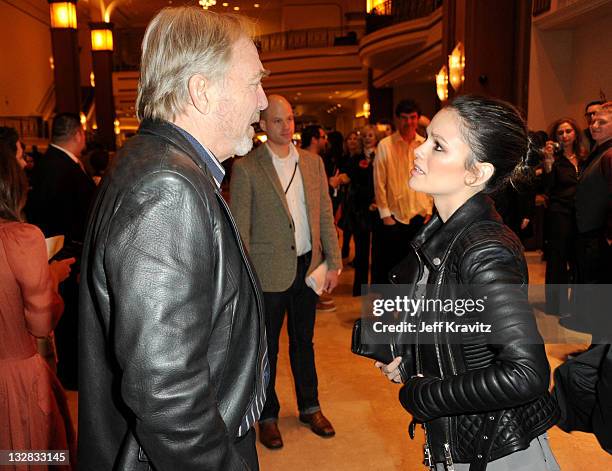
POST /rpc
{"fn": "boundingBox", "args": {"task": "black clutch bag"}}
[351,318,395,364]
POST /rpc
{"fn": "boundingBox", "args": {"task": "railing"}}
[0,116,48,139]
[255,26,363,54]
[366,0,443,34]
[532,0,552,16]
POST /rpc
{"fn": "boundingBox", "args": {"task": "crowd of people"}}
[0,5,611,471]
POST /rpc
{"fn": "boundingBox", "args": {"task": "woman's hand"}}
[49,257,76,284]
[375,356,402,383]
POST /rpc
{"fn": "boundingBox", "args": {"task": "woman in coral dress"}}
[0,138,76,470]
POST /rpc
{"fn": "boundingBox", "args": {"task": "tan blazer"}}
[230,144,341,292]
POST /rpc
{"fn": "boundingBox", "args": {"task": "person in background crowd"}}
[25,112,96,391]
[302,125,341,312]
[0,138,77,470]
[231,95,341,450]
[88,148,110,185]
[372,99,433,285]
[321,129,348,216]
[583,100,604,153]
[78,7,268,470]
[362,124,379,161]
[376,119,395,138]
[0,127,27,170]
[541,118,586,315]
[566,102,612,340]
[360,124,381,286]
[342,128,376,296]
[377,95,560,470]
[338,130,363,261]
[492,132,538,240]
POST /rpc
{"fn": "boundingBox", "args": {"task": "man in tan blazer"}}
[230,95,341,450]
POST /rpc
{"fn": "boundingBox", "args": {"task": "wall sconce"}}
[448,42,465,91]
[114,119,121,135]
[49,1,77,29]
[90,71,95,87]
[435,65,448,101]
[90,23,114,51]
[80,112,87,129]
[356,101,371,119]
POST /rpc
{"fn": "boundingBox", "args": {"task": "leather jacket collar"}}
[138,119,217,186]
[413,193,502,270]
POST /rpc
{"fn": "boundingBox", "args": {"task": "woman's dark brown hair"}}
[0,139,29,221]
[548,117,586,159]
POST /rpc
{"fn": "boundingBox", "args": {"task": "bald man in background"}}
[230,95,341,450]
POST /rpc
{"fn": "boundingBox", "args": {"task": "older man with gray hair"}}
[78,7,269,470]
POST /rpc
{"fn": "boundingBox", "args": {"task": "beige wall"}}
[528,11,612,132]
[282,4,343,31]
[0,0,52,116]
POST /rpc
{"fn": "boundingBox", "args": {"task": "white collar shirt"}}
[373,132,433,223]
[267,143,312,256]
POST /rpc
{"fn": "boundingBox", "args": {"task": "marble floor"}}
[66,250,612,470]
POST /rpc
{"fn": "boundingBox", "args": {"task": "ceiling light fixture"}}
[199,0,217,9]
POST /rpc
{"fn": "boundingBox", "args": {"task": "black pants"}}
[573,230,612,342]
[235,428,259,470]
[352,227,371,296]
[260,252,320,421]
[56,273,79,390]
[544,210,576,315]
[371,215,424,285]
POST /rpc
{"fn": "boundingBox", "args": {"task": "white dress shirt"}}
[374,132,433,224]
[268,143,312,256]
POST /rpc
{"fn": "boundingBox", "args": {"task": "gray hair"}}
[136,7,255,122]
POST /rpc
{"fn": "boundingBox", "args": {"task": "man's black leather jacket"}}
[78,119,266,470]
[391,193,559,470]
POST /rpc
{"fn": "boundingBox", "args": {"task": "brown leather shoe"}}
[299,411,335,437]
[258,421,283,449]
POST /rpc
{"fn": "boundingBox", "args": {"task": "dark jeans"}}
[544,210,576,315]
[371,215,424,285]
[235,428,258,470]
[260,252,320,421]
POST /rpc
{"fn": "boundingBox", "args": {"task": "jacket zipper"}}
[434,267,455,470]
[216,192,265,430]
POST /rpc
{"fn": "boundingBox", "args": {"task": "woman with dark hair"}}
[542,118,586,314]
[375,95,559,470]
[0,140,77,469]
[0,126,27,170]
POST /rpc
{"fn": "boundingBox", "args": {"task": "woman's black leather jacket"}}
[390,193,559,470]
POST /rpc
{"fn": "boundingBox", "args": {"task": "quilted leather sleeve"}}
[400,239,550,422]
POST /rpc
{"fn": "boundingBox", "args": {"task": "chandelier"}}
[199,0,217,9]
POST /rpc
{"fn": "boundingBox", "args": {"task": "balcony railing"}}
[0,116,48,139]
[256,27,363,54]
[366,0,443,34]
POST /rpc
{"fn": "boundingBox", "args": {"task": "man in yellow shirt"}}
[372,99,433,284]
